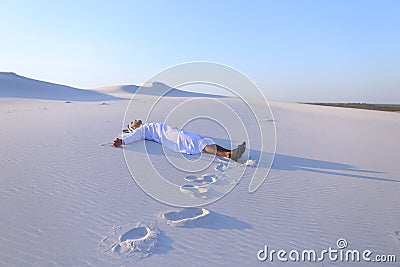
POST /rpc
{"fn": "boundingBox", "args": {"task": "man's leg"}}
[203,142,246,161]
[203,144,231,158]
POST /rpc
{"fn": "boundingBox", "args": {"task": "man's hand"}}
[112,138,123,148]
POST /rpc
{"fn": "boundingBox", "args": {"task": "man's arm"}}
[112,128,144,148]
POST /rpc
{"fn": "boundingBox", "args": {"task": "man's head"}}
[128,119,142,131]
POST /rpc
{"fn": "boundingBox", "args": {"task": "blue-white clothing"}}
[120,122,215,155]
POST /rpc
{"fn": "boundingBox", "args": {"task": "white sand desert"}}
[0,72,399,266]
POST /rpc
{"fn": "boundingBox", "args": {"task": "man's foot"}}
[230,141,246,161]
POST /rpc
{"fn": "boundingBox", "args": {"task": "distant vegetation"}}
[304,103,400,112]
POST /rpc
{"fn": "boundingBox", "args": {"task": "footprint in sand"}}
[162,208,210,227]
[184,175,198,182]
[185,173,218,184]
[215,159,229,172]
[179,184,209,198]
[109,224,159,257]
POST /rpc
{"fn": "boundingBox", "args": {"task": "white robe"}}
[120,122,215,155]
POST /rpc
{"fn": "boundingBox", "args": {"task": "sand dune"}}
[0,72,225,101]
[94,81,225,99]
[0,72,223,101]
[0,72,120,101]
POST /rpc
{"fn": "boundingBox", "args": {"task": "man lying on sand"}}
[112,119,246,161]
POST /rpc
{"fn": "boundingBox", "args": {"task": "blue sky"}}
[0,0,399,103]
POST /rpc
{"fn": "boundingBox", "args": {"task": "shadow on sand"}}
[247,148,399,183]
[152,230,174,255]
